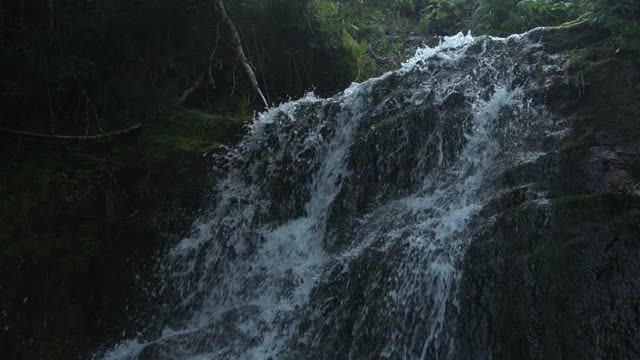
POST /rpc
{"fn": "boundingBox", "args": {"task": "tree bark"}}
[212,0,269,108]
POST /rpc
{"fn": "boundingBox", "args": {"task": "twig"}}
[137,54,154,85]
[231,66,237,97]
[208,23,221,89]
[84,97,90,139]
[0,124,143,140]
[45,57,55,134]
[71,61,104,133]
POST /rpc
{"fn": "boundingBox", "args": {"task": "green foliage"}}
[339,30,374,80]
[583,0,640,52]
[332,1,417,74]
[453,0,578,36]
[470,0,524,35]
[518,0,580,29]
[413,0,580,36]
[305,0,340,33]
[417,0,473,35]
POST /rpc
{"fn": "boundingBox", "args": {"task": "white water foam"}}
[98,31,562,360]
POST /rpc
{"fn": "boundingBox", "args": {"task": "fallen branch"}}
[0,124,143,140]
[212,0,269,108]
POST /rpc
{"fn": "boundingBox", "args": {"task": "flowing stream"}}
[98,31,567,360]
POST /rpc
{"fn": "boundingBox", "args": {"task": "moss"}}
[541,20,611,53]
[142,107,247,163]
[562,47,616,76]
[559,132,595,152]
[143,134,217,162]
[545,21,640,152]
[153,108,248,139]
[554,18,588,30]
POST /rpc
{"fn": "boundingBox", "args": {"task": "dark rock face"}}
[459,193,640,359]
[456,25,640,360]
[581,147,633,194]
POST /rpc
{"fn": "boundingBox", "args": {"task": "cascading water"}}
[98,30,567,360]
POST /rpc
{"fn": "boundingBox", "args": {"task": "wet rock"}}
[458,23,640,359]
[582,147,632,194]
[459,195,640,360]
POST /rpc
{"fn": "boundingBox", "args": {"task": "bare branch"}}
[0,124,143,140]
[231,66,237,97]
[208,23,221,89]
[71,61,103,133]
[45,56,56,134]
[212,0,269,108]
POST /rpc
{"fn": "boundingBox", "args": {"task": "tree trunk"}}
[212,0,269,108]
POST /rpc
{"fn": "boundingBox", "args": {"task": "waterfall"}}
[97,30,567,360]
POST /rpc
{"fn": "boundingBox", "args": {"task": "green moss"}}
[562,47,616,74]
[144,134,215,162]
[542,20,610,53]
[548,14,591,31]
[155,108,248,138]
[141,107,247,163]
